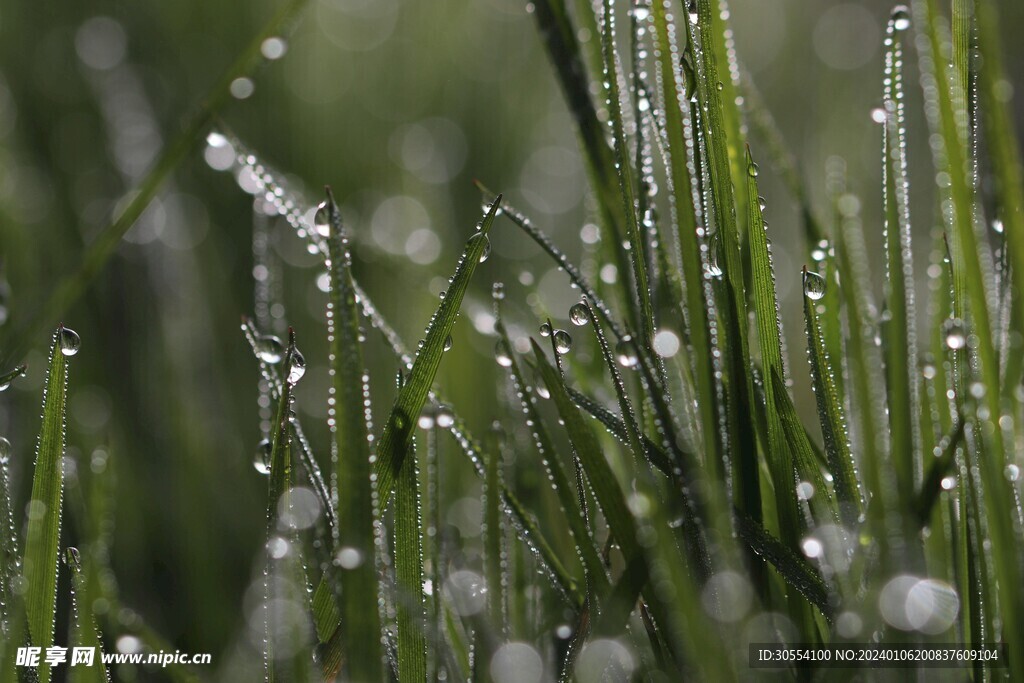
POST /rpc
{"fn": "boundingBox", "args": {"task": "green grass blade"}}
[374,195,500,508]
[0,0,311,368]
[496,321,608,596]
[801,268,862,524]
[65,548,111,683]
[322,190,384,681]
[880,22,921,511]
[395,440,426,683]
[23,326,75,683]
[0,365,26,391]
[599,0,656,347]
[565,387,672,475]
[915,420,966,526]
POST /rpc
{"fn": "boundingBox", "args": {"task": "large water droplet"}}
[288,349,306,384]
[539,322,552,337]
[436,405,455,429]
[616,338,639,367]
[891,6,911,31]
[314,201,330,237]
[747,162,759,178]
[257,335,285,364]
[495,340,513,367]
[803,271,827,300]
[254,439,272,475]
[553,329,572,355]
[469,233,491,262]
[943,319,966,350]
[443,335,453,352]
[569,302,589,326]
[58,327,81,357]
[0,436,11,464]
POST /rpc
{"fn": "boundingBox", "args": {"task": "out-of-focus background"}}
[0,0,1021,677]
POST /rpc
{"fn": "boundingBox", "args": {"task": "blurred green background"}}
[0,0,1021,678]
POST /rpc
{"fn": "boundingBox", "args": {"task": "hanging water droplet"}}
[992,219,1004,235]
[758,196,767,211]
[492,282,506,301]
[495,340,513,367]
[1005,464,1021,482]
[288,349,306,384]
[58,327,81,357]
[256,335,285,364]
[436,405,455,429]
[891,6,911,31]
[803,271,827,300]
[569,303,589,326]
[418,407,436,430]
[469,233,491,262]
[443,335,453,352]
[254,439,272,475]
[553,329,572,355]
[747,162,759,178]
[616,338,639,367]
[539,322,552,337]
[0,436,11,464]
[943,319,966,350]
[314,201,330,237]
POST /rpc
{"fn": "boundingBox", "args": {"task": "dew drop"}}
[443,335,453,352]
[492,282,505,301]
[254,439,272,475]
[553,329,572,355]
[1005,464,1021,482]
[569,302,589,326]
[616,338,639,367]
[891,6,911,31]
[256,335,285,364]
[0,436,11,464]
[314,202,330,237]
[747,162,759,178]
[436,405,455,429]
[943,319,966,350]
[803,271,827,300]
[288,349,306,384]
[58,327,81,356]
[495,340,513,368]
[539,322,552,337]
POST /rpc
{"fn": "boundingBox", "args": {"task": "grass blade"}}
[65,548,111,683]
[23,326,75,683]
[395,439,426,683]
[0,0,312,368]
[915,419,966,526]
[374,195,500,508]
[0,365,26,391]
[321,190,384,681]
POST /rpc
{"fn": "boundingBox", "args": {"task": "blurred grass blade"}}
[23,327,74,683]
[0,0,312,368]
[322,191,384,681]
[65,548,111,683]
[395,440,426,683]
[915,420,966,526]
[374,195,500,508]
[801,268,862,523]
[0,365,26,391]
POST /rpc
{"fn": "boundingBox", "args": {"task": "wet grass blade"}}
[321,190,384,681]
[915,420,966,526]
[374,195,500,508]
[566,387,671,475]
[395,440,426,683]
[801,268,862,524]
[23,327,74,683]
[0,0,312,368]
[0,365,26,390]
[65,548,111,683]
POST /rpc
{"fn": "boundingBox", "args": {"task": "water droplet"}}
[256,335,285,364]
[58,327,81,356]
[758,196,767,211]
[418,408,436,430]
[288,349,306,384]
[615,338,638,367]
[0,436,11,464]
[943,319,966,350]
[254,439,272,475]
[495,340,513,367]
[569,303,589,326]
[891,6,911,31]
[653,329,680,358]
[314,201,330,237]
[336,546,364,569]
[803,271,827,300]
[1005,464,1020,482]
[469,233,491,262]
[539,322,552,337]
[553,329,572,355]
[443,335,453,352]
[747,162,759,178]
[796,481,815,500]
[492,282,505,301]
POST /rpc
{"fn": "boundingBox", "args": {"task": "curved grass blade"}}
[321,191,384,682]
[395,440,426,683]
[23,326,74,683]
[0,365,26,391]
[0,0,312,368]
[374,194,500,508]
[915,419,966,526]
[65,548,111,683]
[801,268,862,524]
[566,387,672,475]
